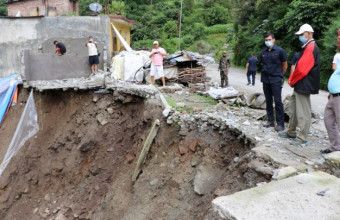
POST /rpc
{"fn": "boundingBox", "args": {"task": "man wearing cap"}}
[321,39,340,154]
[260,32,288,132]
[279,24,320,147]
[218,51,231,87]
[149,41,167,86]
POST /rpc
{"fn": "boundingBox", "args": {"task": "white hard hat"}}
[153,41,159,45]
[295,24,314,35]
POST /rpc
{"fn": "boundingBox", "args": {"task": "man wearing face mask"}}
[260,32,288,132]
[279,24,320,147]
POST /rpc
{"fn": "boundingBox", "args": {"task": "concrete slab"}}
[252,144,309,171]
[212,171,340,220]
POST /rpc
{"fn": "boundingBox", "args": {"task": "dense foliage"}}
[0,0,7,16]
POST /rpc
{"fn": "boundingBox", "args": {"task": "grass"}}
[166,93,218,114]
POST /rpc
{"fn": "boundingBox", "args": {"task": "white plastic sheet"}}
[0,90,39,178]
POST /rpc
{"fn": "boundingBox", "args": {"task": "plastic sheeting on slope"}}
[0,73,22,127]
[0,90,39,178]
[111,50,151,82]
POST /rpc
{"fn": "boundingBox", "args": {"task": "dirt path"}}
[206,64,328,114]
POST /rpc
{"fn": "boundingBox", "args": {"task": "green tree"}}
[110,1,125,15]
[204,4,229,26]
[0,0,7,16]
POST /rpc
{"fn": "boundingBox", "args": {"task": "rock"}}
[212,172,340,220]
[150,179,158,186]
[233,157,239,163]
[78,140,97,152]
[44,193,50,202]
[178,144,189,155]
[94,185,100,191]
[242,120,250,126]
[107,107,114,114]
[272,166,297,180]
[254,136,262,142]
[194,164,223,195]
[55,213,68,220]
[96,113,109,126]
[305,160,315,166]
[179,125,188,136]
[325,151,340,164]
[33,208,39,215]
[191,159,200,167]
[92,96,99,103]
[163,108,171,117]
[189,140,198,152]
[199,122,209,132]
[126,153,135,163]
[107,147,114,152]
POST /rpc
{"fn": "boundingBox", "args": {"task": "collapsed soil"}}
[0,89,269,220]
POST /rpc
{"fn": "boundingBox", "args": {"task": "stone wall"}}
[7,0,78,17]
[0,16,111,79]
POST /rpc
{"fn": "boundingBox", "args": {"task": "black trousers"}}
[247,70,256,85]
[263,81,284,127]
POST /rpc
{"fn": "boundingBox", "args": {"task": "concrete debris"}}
[205,87,239,100]
[158,84,183,93]
[272,166,297,180]
[324,151,340,164]
[26,71,107,91]
[212,172,340,220]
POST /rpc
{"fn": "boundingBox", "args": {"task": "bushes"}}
[205,24,233,35]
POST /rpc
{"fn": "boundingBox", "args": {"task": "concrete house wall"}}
[0,16,111,78]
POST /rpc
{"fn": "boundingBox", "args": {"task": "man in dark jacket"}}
[279,24,320,146]
[260,33,288,132]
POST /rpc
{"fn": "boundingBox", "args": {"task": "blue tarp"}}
[0,73,22,127]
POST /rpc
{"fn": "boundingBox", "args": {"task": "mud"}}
[0,89,269,220]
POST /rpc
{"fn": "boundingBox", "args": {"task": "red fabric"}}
[289,42,315,86]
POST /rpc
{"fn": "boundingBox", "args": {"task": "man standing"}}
[321,40,340,154]
[85,36,99,74]
[53,40,66,56]
[279,24,320,147]
[149,41,167,86]
[260,32,288,132]
[218,51,231,87]
[246,53,259,86]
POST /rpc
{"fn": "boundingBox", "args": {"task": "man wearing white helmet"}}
[149,41,167,86]
[279,24,320,147]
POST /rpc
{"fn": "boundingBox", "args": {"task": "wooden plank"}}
[132,119,160,183]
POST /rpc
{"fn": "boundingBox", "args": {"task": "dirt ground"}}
[0,88,269,220]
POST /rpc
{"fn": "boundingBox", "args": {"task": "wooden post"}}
[132,119,160,183]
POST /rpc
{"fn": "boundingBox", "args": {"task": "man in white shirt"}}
[85,36,99,74]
